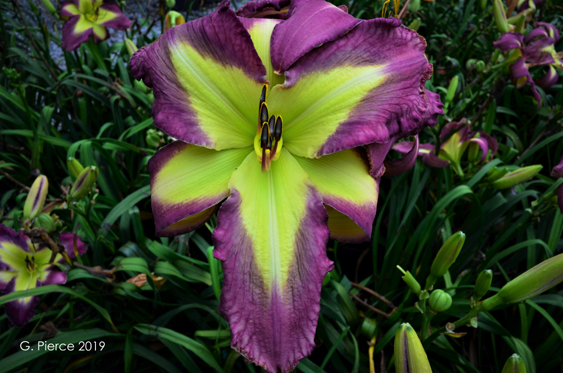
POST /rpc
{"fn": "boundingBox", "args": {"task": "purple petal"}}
[326,205,371,243]
[42,269,67,286]
[129,1,266,148]
[536,66,559,89]
[475,131,499,155]
[97,4,133,30]
[537,22,560,41]
[270,0,361,74]
[0,224,31,283]
[468,137,490,161]
[493,32,524,51]
[366,137,397,178]
[524,27,549,44]
[59,232,88,259]
[236,0,291,19]
[282,17,440,157]
[523,36,556,64]
[440,119,469,141]
[422,150,450,168]
[2,277,40,327]
[510,58,542,106]
[551,155,563,180]
[61,15,94,51]
[384,135,420,176]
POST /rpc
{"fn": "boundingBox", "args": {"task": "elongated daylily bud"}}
[33,213,56,233]
[482,253,563,311]
[67,157,84,180]
[397,265,421,295]
[473,270,492,302]
[23,175,48,220]
[69,166,98,200]
[429,290,453,312]
[394,323,433,373]
[426,232,466,289]
[487,166,509,182]
[408,18,422,32]
[125,38,138,58]
[475,60,486,72]
[40,0,57,15]
[501,354,527,373]
[361,317,377,338]
[493,0,509,34]
[445,76,459,103]
[492,165,543,189]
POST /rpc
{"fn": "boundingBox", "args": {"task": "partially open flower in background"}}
[391,120,497,176]
[60,0,132,51]
[130,0,442,370]
[494,23,562,105]
[0,226,87,326]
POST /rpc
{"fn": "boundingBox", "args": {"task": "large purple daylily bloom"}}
[0,226,87,326]
[392,120,497,175]
[130,0,442,371]
[60,0,132,51]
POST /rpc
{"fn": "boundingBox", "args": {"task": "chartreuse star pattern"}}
[130,0,442,371]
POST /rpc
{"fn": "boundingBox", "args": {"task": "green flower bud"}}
[69,166,98,200]
[475,60,486,72]
[407,18,422,32]
[146,130,162,148]
[394,323,432,373]
[40,0,57,15]
[426,232,465,289]
[429,290,453,312]
[166,0,176,8]
[125,38,138,58]
[361,318,377,338]
[397,265,421,295]
[493,0,509,34]
[480,0,487,10]
[501,354,527,373]
[466,59,477,70]
[445,76,459,103]
[33,213,56,233]
[23,175,48,220]
[165,11,186,32]
[487,166,509,182]
[482,253,563,310]
[407,0,420,12]
[473,270,492,302]
[492,165,543,189]
[67,157,85,180]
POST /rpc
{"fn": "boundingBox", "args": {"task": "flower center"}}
[25,255,36,273]
[254,85,283,172]
[85,8,100,22]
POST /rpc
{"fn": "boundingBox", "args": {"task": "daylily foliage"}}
[130,0,442,371]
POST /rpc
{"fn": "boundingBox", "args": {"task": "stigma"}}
[254,85,283,172]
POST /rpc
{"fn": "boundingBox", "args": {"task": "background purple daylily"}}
[0,225,87,326]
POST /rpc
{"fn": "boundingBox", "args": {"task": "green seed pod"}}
[426,232,466,289]
[166,0,176,8]
[501,354,527,373]
[482,253,563,311]
[445,76,459,103]
[408,18,422,32]
[492,165,543,189]
[67,157,85,180]
[429,290,453,312]
[69,166,98,200]
[40,0,57,15]
[23,175,49,220]
[397,265,421,295]
[466,59,477,70]
[125,38,138,58]
[407,0,420,12]
[480,0,488,10]
[33,213,56,233]
[394,323,433,373]
[493,0,509,34]
[361,318,377,339]
[473,270,493,301]
[475,60,486,72]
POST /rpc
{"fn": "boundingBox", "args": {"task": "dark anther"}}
[275,116,282,141]
[268,115,276,136]
[260,123,269,149]
[260,85,267,105]
[260,103,269,126]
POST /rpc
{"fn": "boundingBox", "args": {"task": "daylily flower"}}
[130,0,442,371]
[0,226,87,326]
[493,23,562,105]
[551,155,563,214]
[516,0,544,12]
[392,120,497,176]
[60,0,133,51]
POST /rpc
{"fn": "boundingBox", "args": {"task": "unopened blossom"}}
[130,0,442,371]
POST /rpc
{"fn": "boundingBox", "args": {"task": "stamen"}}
[260,85,268,105]
[268,115,276,138]
[260,122,269,149]
[274,116,283,141]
